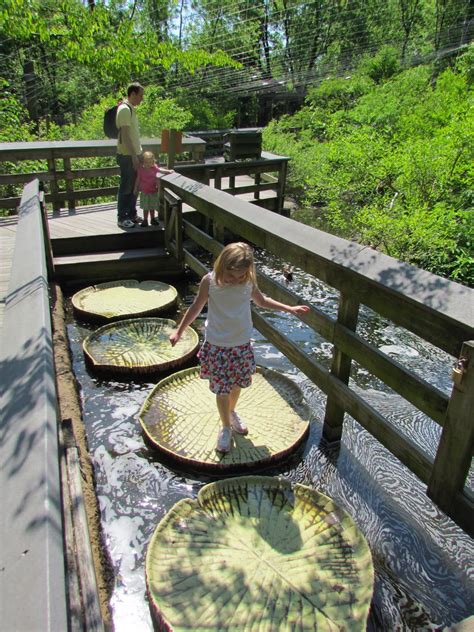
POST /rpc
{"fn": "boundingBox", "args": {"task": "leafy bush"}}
[0,81,46,204]
[263,48,474,286]
[358,46,401,83]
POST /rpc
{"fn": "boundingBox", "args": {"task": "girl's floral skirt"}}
[140,191,159,211]
[198,341,256,394]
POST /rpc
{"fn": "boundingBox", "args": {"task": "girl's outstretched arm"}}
[251,286,310,316]
[169,274,210,346]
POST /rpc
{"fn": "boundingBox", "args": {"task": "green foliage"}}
[263,47,474,285]
[0,81,45,200]
[358,46,401,84]
[0,81,34,142]
[174,89,237,131]
[306,75,374,113]
[0,0,238,124]
[138,86,192,134]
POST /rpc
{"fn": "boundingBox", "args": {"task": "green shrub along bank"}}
[263,47,474,286]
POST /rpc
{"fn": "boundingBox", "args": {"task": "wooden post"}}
[427,340,474,515]
[39,186,55,280]
[47,155,61,214]
[322,295,360,442]
[277,160,288,214]
[255,172,261,200]
[162,129,182,169]
[212,220,225,244]
[163,197,170,250]
[159,184,165,222]
[192,144,205,163]
[214,166,222,190]
[174,200,183,263]
[63,157,75,211]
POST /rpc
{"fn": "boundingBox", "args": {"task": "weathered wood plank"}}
[0,217,16,330]
[428,340,474,525]
[67,447,105,631]
[54,245,183,283]
[59,422,83,632]
[323,295,360,442]
[0,136,205,160]
[0,179,68,631]
[222,182,276,195]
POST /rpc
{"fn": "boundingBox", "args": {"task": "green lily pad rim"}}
[138,365,310,474]
[145,475,375,632]
[71,279,178,323]
[82,317,199,375]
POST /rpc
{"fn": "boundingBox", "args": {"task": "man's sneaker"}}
[216,427,232,453]
[132,216,142,223]
[141,219,149,227]
[230,412,248,435]
[117,219,134,228]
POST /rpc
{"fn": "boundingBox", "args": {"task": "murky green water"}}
[67,253,473,631]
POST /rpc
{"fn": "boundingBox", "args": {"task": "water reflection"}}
[67,263,473,632]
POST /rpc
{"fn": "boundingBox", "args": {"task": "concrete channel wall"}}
[0,180,68,630]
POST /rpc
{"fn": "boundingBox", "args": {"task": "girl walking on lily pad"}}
[169,242,309,454]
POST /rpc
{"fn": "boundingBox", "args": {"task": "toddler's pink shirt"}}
[136,164,161,194]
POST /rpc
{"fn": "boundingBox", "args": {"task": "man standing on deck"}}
[116,82,144,228]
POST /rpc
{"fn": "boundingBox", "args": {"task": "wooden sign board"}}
[161,129,183,153]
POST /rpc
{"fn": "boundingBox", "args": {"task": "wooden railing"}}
[0,180,104,631]
[0,180,68,631]
[160,171,474,536]
[0,135,288,215]
[0,136,206,213]
[174,151,288,214]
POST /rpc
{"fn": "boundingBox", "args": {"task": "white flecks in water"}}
[379,344,420,358]
[106,514,145,575]
[110,402,141,420]
[111,580,152,632]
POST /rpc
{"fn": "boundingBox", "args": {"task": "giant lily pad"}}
[139,366,310,473]
[83,318,199,376]
[72,280,177,322]
[146,475,374,631]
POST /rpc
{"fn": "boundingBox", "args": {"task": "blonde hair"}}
[143,150,156,167]
[213,242,257,286]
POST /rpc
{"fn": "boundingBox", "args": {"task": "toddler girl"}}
[169,242,310,453]
[134,150,173,227]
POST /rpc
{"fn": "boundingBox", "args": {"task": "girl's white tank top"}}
[205,272,253,347]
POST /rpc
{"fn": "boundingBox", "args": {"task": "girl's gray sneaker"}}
[230,412,248,435]
[216,427,232,453]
